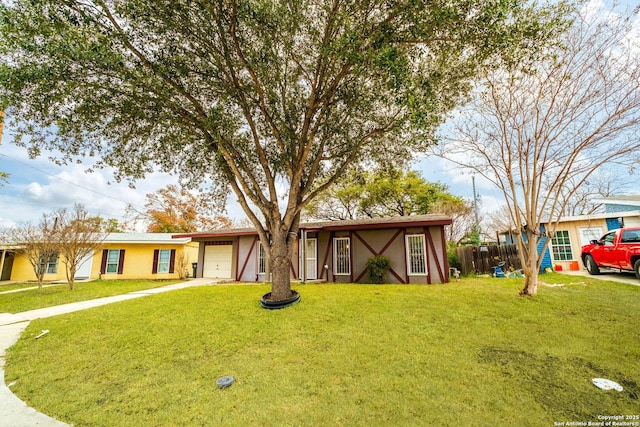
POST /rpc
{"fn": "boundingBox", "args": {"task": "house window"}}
[551,230,573,261]
[258,242,266,274]
[406,234,427,275]
[101,249,125,274]
[334,237,351,275]
[106,249,121,273]
[40,253,58,274]
[579,227,603,246]
[152,249,175,274]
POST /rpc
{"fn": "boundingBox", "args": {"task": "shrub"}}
[366,255,391,284]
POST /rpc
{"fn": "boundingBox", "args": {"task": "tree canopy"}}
[0,0,565,300]
[305,167,470,218]
[435,3,640,295]
[135,184,233,233]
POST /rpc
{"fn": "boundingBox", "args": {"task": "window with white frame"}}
[551,230,573,261]
[406,234,427,275]
[333,237,351,275]
[258,242,267,274]
[39,253,58,274]
[157,249,171,273]
[579,227,603,246]
[106,249,121,273]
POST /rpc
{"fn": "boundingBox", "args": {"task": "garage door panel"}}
[203,244,233,278]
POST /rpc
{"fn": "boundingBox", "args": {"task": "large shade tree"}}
[435,4,640,296]
[0,0,564,301]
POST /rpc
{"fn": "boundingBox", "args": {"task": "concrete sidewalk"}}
[0,278,218,427]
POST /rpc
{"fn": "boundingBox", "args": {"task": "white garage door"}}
[203,243,233,278]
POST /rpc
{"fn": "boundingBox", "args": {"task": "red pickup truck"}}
[581,227,640,279]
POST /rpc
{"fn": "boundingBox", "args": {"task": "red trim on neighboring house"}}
[169,249,176,274]
[403,229,409,284]
[152,250,159,274]
[322,232,334,282]
[424,227,444,284]
[100,250,108,275]
[237,236,258,281]
[319,218,452,231]
[441,228,450,282]
[117,250,125,274]
[381,229,403,253]
[353,231,377,255]
[174,230,257,239]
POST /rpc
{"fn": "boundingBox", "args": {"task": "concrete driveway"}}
[559,269,640,286]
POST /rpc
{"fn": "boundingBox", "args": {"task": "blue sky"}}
[0,0,636,230]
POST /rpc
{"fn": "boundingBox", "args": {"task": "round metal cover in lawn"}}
[216,376,235,389]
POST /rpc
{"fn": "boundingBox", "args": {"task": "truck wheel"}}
[584,255,600,275]
[634,259,640,280]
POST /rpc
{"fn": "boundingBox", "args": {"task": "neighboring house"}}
[500,195,640,272]
[544,196,640,271]
[0,233,199,282]
[175,214,453,284]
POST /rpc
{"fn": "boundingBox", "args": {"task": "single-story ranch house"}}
[174,214,453,284]
[1,233,199,282]
[541,196,640,272]
[500,195,640,272]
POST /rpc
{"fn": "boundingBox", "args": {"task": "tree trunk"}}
[520,268,539,296]
[520,237,539,296]
[66,261,76,291]
[269,229,295,301]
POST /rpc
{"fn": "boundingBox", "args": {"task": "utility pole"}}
[472,175,480,232]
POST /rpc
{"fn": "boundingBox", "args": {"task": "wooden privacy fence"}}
[456,244,521,275]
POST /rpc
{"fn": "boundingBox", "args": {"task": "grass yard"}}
[5,274,640,426]
[0,279,185,313]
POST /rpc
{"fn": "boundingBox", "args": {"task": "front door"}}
[75,252,94,279]
[305,238,317,280]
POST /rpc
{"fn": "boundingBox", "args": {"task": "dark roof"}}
[173,214,452,240]
[301,214,451,231]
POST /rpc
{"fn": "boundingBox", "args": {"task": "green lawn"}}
[0,282,64,293]
[0,279,185,313]
[5,274,640,426]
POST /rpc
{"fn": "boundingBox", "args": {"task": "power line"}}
[0,152,146,211]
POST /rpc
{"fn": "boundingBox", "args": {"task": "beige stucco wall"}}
[549,218,608,271]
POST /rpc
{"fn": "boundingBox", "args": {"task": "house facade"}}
[176,214,453,284]
[1,233,199,282]
[542,196,640,271]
